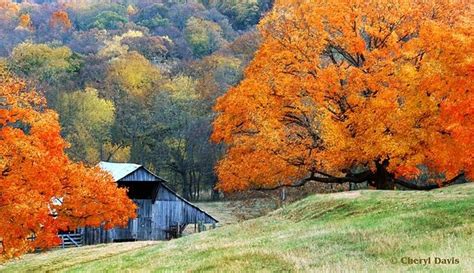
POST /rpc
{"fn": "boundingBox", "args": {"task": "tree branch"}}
[394,173,464,190]
[255,170,372,191]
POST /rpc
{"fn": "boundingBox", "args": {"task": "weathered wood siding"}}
[83,165,218,245]
[83,185,218,244]
[155,185,218,225]
[149,185,218,239]
[82,227,110,245]
[107,199,154,241]
[120,167,161,182]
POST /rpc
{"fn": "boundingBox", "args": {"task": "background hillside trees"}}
[9,43,80,86]
[185,17,225,58]
[57,88,115,164]
[200,0,273,30]
[0,0,273,200]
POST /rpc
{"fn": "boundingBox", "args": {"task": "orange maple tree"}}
[212,0,474,191]
[49,10,72,31]
[0,70,136,260]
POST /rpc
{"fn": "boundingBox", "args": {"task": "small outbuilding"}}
[82,162,218,245]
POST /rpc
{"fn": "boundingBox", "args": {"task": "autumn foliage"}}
[0,70,136,260]
[18,14,32,30]
[213,0,474,191]
[49,10,72,31]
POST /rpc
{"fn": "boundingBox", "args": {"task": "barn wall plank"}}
[120,168,159,182]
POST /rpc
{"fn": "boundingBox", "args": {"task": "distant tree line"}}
[0,0,273,200]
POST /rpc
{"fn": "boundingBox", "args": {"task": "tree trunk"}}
[374,159,395,190]
[188,171,193,201]
[196,174,200,201]
[189,170,194,200]
[181,172,190,200]
[280,186,287,202]
[211,188,220,201]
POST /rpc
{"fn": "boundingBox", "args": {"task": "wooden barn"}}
[81,162,218,245]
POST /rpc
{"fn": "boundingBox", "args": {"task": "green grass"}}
[1,184,473,272]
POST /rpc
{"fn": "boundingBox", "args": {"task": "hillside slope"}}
[2,184,473,272]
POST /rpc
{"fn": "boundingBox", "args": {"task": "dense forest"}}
[0,0,273,200]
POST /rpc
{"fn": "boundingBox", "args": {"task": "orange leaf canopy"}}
[212,0,474,191]
[0,73,136,260]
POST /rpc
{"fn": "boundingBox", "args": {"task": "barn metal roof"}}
[98,162,142,181]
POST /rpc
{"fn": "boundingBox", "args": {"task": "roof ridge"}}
[97,161,142,181]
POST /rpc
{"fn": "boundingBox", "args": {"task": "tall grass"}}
[2,184,473,272]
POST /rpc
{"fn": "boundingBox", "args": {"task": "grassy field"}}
[194,198,279,225]
[1,184,473,272]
